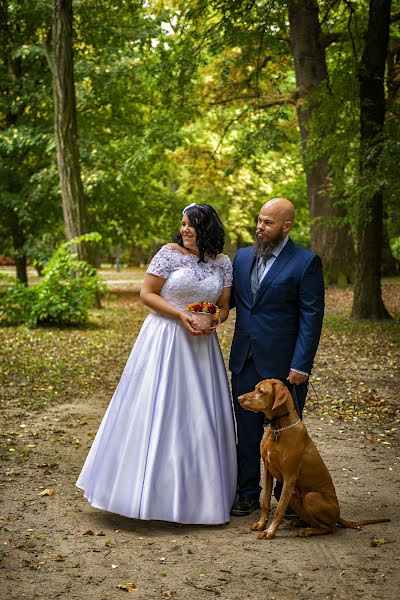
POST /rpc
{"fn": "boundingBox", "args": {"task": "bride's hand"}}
[202,316,220,335]
[179,312,204,336]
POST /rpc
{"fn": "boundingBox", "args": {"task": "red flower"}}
[185,300,220,316]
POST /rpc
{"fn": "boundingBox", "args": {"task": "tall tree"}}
[287,0,355,283]
[48,0,88,258]
[351,0,392,319]
[177,1,357,279]
[382,23,400,275]
[0,0,60,284]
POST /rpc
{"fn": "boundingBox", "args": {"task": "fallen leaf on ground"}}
[371,538,387,547]
[37,488,54,496]
[116,582,138,592]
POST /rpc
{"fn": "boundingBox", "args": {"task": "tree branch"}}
[41,25,53,73]
[256,96,296,109]
[212,106,252,157]
[321,32,348,47]
[207,94,295,108]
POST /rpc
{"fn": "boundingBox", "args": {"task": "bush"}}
[391,236,400,261]
[0,233,106,327]
[0,283,35,325]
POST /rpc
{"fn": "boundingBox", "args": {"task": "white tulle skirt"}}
[76,312,237,524]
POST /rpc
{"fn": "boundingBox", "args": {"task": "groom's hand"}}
[287,370,308,385]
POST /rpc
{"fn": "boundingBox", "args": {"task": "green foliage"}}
[0,1,62,267]
[391,237,400,261]
[304,1,400,238]
[0,233,105,327]
[1,0,399,268]
[0,281,35,325]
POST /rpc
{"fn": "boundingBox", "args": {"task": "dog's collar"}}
[268,418,301,441]
[266,409,295,427]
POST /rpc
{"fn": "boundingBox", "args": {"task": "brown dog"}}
[238,378,390,539]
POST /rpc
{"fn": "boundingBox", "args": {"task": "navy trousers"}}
[231,356,308,500]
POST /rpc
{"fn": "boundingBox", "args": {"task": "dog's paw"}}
[297,526,333,537]
[284,519,304,529]
[250,521,265,531]
[257,529,275,540]
[297,529,310,537]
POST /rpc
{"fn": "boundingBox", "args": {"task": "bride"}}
[76,203,237,524]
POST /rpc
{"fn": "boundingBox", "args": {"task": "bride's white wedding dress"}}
[76,245,237,524]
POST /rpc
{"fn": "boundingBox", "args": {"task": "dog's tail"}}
[337,517,390,529]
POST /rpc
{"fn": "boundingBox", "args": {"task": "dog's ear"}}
[271,381,289,411]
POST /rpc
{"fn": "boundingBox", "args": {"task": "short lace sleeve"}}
[222,255,233,287]
[146,246,179,279]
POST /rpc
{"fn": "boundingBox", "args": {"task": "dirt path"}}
[1,282,399,599]
[1,391,398,600]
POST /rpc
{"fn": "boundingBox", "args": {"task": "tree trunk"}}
[351,0,392,319]
[8,208,28,285]
[1,2,28,284]
[288,0,355,283]
[51,0,88,259]
[381,221,399,276]
[381,38,400,276]
[14,254,28,285]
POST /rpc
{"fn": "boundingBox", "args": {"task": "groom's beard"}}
[253,229,285,259]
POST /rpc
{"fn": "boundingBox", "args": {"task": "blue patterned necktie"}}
[251,254,274,299]
[256,256,267,285]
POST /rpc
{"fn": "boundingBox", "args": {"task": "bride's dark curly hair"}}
[174,204,225,262]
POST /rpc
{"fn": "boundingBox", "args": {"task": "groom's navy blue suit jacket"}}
[229,238,325,380]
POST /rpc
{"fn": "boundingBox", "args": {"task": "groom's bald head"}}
[254,198,294,259]
[261,198,295,226]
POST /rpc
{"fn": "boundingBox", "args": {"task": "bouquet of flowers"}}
[185,300,220,330]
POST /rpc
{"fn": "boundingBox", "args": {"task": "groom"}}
[229,198,325,516]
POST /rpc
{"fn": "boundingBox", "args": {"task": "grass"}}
[0,276,399,431]
[0,301,147,412]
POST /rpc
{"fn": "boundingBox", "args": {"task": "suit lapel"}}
[245,250,257,303]
[253,238,295,306]
[236,247,257,304]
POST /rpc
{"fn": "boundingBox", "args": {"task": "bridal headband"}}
[182,203,204,216]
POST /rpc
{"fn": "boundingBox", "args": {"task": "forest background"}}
[1,0,400,321]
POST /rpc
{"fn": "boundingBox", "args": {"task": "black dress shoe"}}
[230,496,260,516]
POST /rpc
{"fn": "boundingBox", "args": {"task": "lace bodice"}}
[147,245,232,310]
